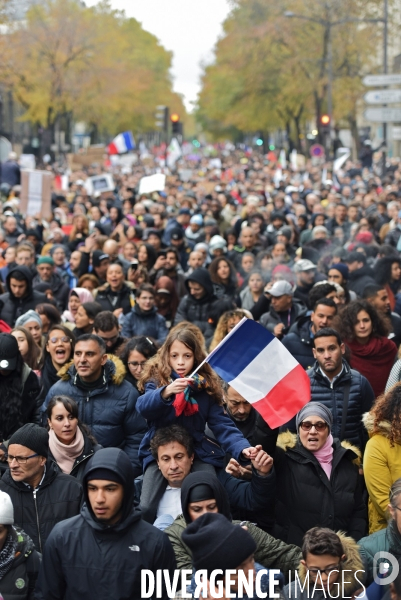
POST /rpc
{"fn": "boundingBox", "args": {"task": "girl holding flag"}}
[136,328,256,515]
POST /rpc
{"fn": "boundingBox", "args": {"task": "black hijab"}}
[181,471,232,524]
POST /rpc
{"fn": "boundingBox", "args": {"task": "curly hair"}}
[208,257,237,289]
[370,383,401,446]
[209,309,252,351]
[138,327,222,401]
[374,256,401,286]
[333,299,389,341]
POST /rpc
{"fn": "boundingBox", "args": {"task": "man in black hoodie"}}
[0,266,47,327]
[344,252,376,298]
[35,448,176,600]
[174,267,231,344]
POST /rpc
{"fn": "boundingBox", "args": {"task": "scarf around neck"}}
[347,336,397,397]
[0,530,16,580]
[172,372,209,417]
[312,434,334,480]
[49,427,85,474]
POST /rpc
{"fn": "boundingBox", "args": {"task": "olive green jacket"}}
[165,514,302,582]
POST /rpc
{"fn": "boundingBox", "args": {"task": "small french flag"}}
[108,131,135,155]
[203,318,310,428]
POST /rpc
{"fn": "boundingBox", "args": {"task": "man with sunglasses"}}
[308,327,375,449]
[0,423,83,552]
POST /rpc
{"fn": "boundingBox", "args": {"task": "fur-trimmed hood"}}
[363,411,394,440]
[57,354,126,386]
[277,431,362,466]
[296,531,365,594]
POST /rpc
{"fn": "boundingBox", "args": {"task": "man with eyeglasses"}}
[93,311,126,356]
[0,423,82,552]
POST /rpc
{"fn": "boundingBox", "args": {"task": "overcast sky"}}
[84,0,232,111]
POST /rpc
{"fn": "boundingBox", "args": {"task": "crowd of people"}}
[0,147,400,598]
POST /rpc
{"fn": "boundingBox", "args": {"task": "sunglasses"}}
[300,421,327,432]
[49,336,71,344]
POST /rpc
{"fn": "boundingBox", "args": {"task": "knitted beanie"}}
[9,424,49,458]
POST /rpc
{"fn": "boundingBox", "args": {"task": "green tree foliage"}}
[198,0,391,146]
[0,0,185,136]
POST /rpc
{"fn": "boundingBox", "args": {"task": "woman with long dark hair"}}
[334,299,397,397]
[35,303,61,334]
[39,324,75,401]
[11,326,42,371]
[208,256,238,300]
[137,243,157,271]
[46,395,101,481]
[374,256,401,311]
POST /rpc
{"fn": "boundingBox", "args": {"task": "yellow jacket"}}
[363,412,401,533]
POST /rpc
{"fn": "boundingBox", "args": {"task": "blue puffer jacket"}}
[281,316,315,370]
[306,359,375,449]
[136,380,250,470]
[121,304,168,344]
[41,356,147,477]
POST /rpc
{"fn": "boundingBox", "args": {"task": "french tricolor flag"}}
[108,131,136,155]
[202,318,310,428]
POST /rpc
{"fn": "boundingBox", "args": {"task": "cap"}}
[345,251,366,265]
[143,228,162,241]
[190,215,203,226]
[37,256,54,266]
[9,423,49,458]
[170,227,184,241]
[0,492,13,525]
[178,208,191,216]
[268,280,294,297]
[92,251,110,268]
[209,235,227,253]
[204,217,217,227]
[0,334,19,370]
[293,259,317,272]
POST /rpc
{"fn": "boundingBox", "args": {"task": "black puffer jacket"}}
[0,526,41,600]
[0,267,47,327]
[95,283,134,315]
[347,266,376,298]
[281,315,315,370]
[0,364,41,443]
[41,356,147,477]
[32,271,70,312]
[173,268,225,344]
[307,360,375,449]
[273,432,367,547]
[0,460,83,552]
[121,304,168,343]
[35,448,176,600]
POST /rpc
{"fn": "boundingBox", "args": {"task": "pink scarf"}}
[49,427,84,474]
[312,434,334,480]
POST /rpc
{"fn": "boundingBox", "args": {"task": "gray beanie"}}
[15,310,42,329]
[0,491,14,525]
[296,402,333,432]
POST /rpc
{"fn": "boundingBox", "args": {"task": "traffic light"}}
[155,106,169,131]
[320,114,331,135]
[170,113,182,135]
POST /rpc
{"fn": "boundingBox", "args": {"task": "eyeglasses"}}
[6,453,39,464]
[98,334,119,344]
[306,565,341,576]
[300,421,328,432]
[49,336,71,344]
[128,361,147,368]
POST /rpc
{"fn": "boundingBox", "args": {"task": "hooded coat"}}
[362,412,401,533]
[95,282,135,315]
[281,315,316,370]
[284,532,365,600]
[41,356,147,477]
[32,271,70,312]
[165,471,302,579]
[34,448,176,600]
[173,268,223,344]
[0,460,83,553]
[0,267,47,327]
[347,265,376,298]
[121,303,169,343]
[0,526,41,600]
[272,432,367,546]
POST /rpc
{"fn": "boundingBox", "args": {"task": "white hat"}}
[293,259,317,272]
[209,235,227,253]
[0,491,14,524]
[268,280,294,297]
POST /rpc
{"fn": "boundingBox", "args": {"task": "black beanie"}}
[9,424,49,458]
[182,513,256,575]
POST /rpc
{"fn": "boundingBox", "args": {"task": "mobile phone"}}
[158,250,167,258]
[131,260,139,272]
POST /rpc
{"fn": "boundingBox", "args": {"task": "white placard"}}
[84,174,114,195]
[27,171,43,215]
[138,173,166,195]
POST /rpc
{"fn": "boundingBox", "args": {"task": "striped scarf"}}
[172,373,209,417]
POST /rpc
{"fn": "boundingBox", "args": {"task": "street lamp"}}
[285,4,388,159]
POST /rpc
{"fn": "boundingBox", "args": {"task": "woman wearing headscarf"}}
[164,471,302,578]
[61,287,94,325]
[272,402,367,546]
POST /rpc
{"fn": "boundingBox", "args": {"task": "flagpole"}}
[188,317,248,378]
